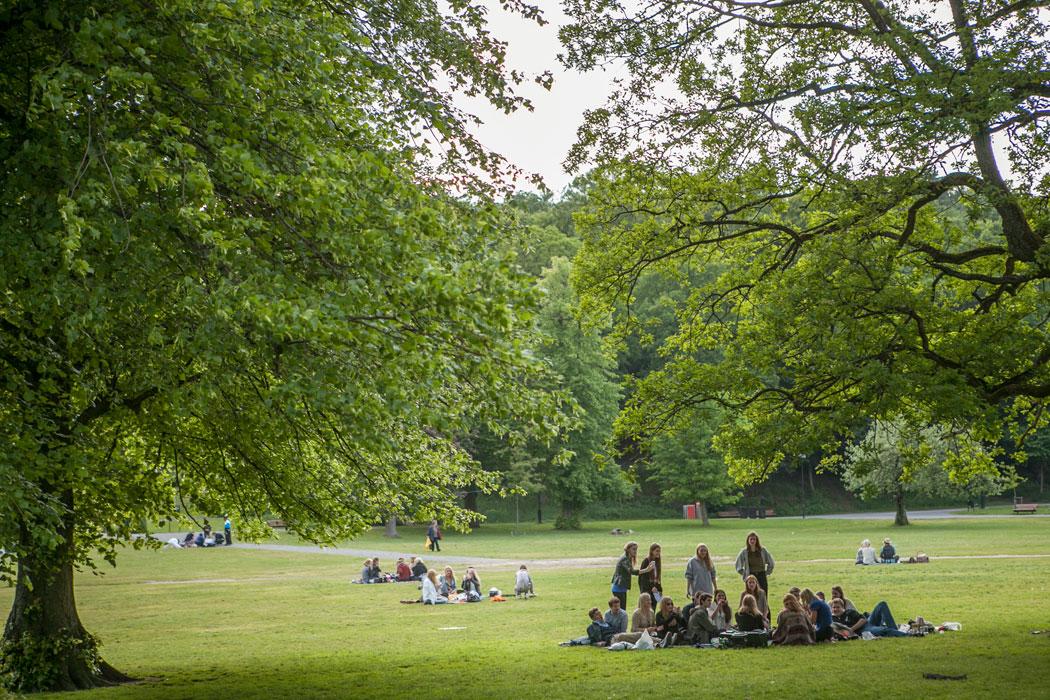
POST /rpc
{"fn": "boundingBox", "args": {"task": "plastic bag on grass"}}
[607,642,634,651]
[634,631,655,651]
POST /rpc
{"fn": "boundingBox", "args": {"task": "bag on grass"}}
[723,631,748,649]
[744,630,770,648]
[634,631,655,651]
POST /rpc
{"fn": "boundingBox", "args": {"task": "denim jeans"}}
[863,601,907,637]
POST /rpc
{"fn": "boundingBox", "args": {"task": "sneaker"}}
[558,641,572,647]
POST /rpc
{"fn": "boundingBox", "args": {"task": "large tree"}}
[563,1,1049,483]
[0,0,560,691]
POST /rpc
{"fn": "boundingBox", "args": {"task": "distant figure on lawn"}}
[515,565,535,598]
[224,515,233,546]
[610,541,656,610]
[439,566,457,597]
[880,538,899,563]
[856,539,879,565]
[422,569,447,605]
[462,567,482,601]
[410,556,427,581]
[734,531,774,594]
[427,520,442,552]
[396,557,412,582]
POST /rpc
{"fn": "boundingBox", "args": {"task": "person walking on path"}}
[427,520,442,552]
[224,515,233,546]
[610,541,656,609]
[734,531,774,594]
[684,543,717,597]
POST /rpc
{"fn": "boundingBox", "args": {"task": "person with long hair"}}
[610,541,656,609]
[734,593,768,631]
[830,585,856,612]
[611,592,656,644]
[771,594,815,645]
[461,567,482,600]
[638,543,663,603]
[709,589,733,632]
[800,588,833,641]
[739,574,770,619]
[439,566,457,597]
[685,543,718,597]
[654,596,685,647]
[421,569,448,605]
[734,531,774,594]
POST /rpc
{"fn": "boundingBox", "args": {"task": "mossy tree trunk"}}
[894,485,910,526]
[2,491,131,692]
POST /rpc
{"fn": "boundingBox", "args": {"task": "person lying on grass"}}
[831,598,908,638]
[560,607,619,646]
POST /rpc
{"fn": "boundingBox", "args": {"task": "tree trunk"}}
[698,501,710,526]
[2,492,132,692]
[383,516,398,538]
[463,489,481,529]
[894,486,910,526]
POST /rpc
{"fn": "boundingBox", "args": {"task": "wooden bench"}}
[1013,503,1038,514]
[716,508,776,519]
[266,519,288,529]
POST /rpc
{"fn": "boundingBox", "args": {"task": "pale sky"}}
[456,3,619,195]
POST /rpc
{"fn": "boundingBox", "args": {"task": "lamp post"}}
[799,454,807,520]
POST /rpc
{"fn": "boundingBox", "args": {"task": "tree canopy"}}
[563,0,1050,482]
[0,0,559,691]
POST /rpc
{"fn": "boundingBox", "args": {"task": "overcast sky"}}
[456,3,619,195]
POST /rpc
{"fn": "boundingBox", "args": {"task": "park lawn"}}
[268,515,1050,563]
[3,519,1049,699]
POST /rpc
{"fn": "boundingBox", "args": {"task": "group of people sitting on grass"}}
[856,538,899,565]
[356,556,428,583]
[401,564,535,604]
[564,584,909,648]
[166,518,232,548]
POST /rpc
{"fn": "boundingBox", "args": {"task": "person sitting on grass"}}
[462,567,482,601]
[832,598,908,638]
[771,594,815,645]
[709,589,733,632]
[515,564,535,598]
[880,538,899,563]
[605,597,628,634]
[800,588,834,641]
[396,557,412,582]
[410,556,427,581]
[611,592,656,644]
[654,596,685,647]
[684,592,718,645]
[559,608,618,647]
[439,566,457,597]
[421,569,448,605]
[830,586,856,612]
[739,575,770,620]
[359,559,373,583]
[856,539,878,565]
[734,594,769,632]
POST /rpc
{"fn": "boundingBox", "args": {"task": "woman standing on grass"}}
[685,543,718,597]
[734,531,774,594]
[610,541,656,609]
[638,543,663,603]
[738,575,770,620]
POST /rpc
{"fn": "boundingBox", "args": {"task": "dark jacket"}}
[655,610,684,637]
[587,619,617,644]
[735,611,766,632]
[638,557,662,597]
[610,554,640,590]
[685,607,717,644]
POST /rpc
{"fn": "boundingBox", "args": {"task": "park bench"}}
[1013,503,1038,514]
[716,508,776,519]
[266,519,288,529]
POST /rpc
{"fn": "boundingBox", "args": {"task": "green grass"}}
[5,517,1050,699]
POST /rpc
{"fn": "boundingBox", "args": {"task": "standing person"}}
[223,515,233,546]
[638,543,663,603]
[605,597,628,634]
[202,518,212,537]
[738,575,770,619]
[734,531,774,594]
[800,588,833,641]
[734,594,769,631]
[610,541,656,609]
[427,520,442,552]
[771,594,815,645]
[684,543,718,597]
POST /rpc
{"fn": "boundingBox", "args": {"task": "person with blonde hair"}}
[439,566,457,597]
[734,531,774,594]
[610,541,656,609]
[734,593,768,631]
[611,592,656,644]
[739,574,769,619]
[856,538,878,565]
[800,588,833,641]
[421,569,447,605]
[685,543,717,597]
[771,594,815,645]
[654,596,685,647]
